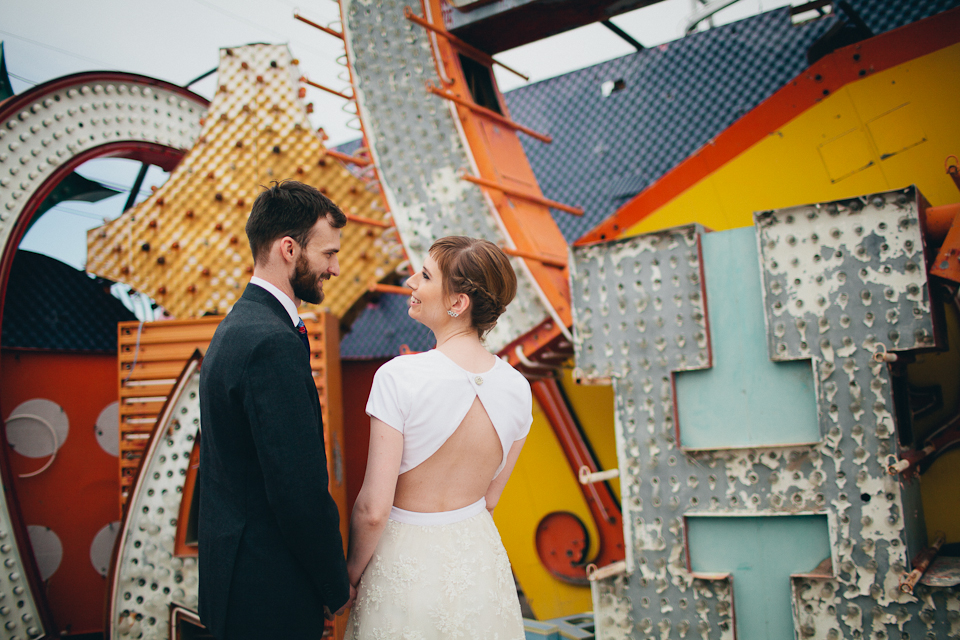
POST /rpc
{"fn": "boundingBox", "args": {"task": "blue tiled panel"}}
[340,291,435,360]
[1,250,136,352]
[334,137,364,156]
[503,0,959,243]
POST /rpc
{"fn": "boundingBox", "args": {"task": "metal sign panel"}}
[574,188,958,639]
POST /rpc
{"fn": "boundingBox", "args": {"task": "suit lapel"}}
[241,283,298,329]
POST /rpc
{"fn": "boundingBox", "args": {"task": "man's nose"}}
[329,257,340,277]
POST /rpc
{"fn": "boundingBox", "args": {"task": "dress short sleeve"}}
[365,364,405,433]
[516,381,533,440]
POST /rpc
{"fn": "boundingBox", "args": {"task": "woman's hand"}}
[346,419,404,586]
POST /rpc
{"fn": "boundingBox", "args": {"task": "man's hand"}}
[340,584,358,614]
[325,584,358,620]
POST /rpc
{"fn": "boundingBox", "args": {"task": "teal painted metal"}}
[543,613,595,639]
[675,227,819,449]
[687,515,830,640]
[524,619,561,639]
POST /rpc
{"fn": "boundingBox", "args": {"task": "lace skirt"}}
[344,499,524,640]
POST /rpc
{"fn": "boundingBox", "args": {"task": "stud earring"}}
[447,310,459,318]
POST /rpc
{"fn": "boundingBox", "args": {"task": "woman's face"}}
[406,253,450,328]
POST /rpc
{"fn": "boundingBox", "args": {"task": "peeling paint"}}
[575,190,956,639]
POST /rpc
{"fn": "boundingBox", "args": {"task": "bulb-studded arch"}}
[0,71,207,639]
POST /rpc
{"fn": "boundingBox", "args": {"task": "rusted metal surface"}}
[922,556,960,588]
[901,533,946,594]
[930,206,960,284]
[573,188,960,638]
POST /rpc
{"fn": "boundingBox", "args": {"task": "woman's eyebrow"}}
[422,266,432,277]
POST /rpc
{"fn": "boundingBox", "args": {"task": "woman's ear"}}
[451,292,471,317]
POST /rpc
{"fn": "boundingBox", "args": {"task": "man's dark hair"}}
[245,180,347,264]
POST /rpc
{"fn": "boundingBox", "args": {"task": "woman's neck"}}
[433,327,495,371]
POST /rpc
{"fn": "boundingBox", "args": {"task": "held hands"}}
[324,584,358,620]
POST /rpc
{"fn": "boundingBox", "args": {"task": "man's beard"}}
[290,254,326,305]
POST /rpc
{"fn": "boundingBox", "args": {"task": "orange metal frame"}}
[416,0,574,357]
[174,434,200,558]
[577,6,960,245]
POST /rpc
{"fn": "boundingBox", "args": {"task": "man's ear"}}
[277,236,299,265]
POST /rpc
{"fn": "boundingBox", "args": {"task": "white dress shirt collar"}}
[249,276,300,327]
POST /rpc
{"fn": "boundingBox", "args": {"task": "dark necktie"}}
[296,318,310,354]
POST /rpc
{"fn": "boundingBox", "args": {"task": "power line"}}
[41,204,115,222]
[0,28,116,68]
[77,173,162,198]
[7,71,38,85]
[188,0,332,59]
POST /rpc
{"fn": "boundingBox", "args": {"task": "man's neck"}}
[251,267,300,307]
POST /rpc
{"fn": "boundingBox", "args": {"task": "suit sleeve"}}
[242,330,350,611]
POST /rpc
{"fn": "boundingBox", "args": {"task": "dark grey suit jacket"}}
[198,284,349,639]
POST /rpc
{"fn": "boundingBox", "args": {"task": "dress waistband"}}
[389,497,487,525]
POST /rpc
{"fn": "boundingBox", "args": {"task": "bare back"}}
[393,396,502,512]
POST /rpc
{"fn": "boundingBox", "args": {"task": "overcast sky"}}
[1,0,791,270]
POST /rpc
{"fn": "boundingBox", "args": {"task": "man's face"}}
[290,215,341,305]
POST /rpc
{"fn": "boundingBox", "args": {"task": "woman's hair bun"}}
[429,236,518,340]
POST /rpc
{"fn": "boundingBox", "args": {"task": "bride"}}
[344,236,530,639]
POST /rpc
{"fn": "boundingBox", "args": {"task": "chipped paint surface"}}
[108,363,200,640]
[756,189,933,358]
[0,474,45,638]
[574,189,959,638]
[341,0,551,351]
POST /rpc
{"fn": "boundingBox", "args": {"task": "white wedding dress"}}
[344,499,524,639]
[345,351,530,639]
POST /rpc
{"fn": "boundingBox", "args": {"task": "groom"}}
[198,181,354,639]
